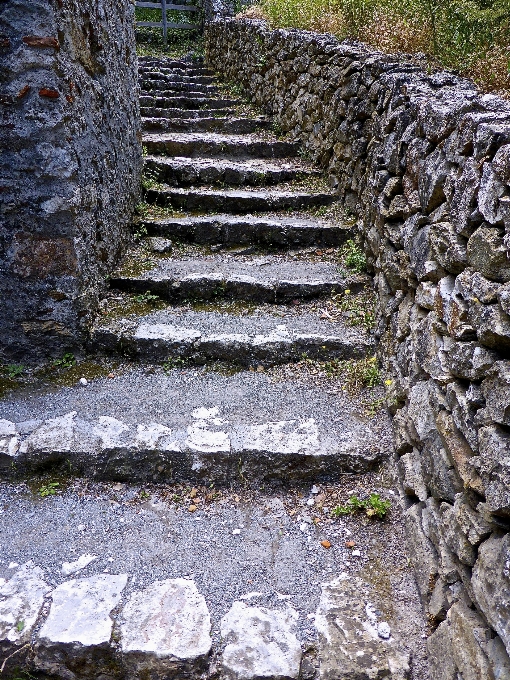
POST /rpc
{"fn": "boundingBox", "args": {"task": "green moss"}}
[37,360,120,388]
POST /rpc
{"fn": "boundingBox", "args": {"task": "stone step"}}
[141,115,271,134]
[0,368,385,483]
[109,255,366,302]
[140,73,216,85]
[91,306,373,365]
[141,214,352,247]
[144,186,336,213]
[139,95,238,110]
[138,59,209,73]
[0,481,422,680]
[144,155,319,187]
[143,132,300,159]
[138,65,214,77]
[140,107,236,120]
[140,85,220,97]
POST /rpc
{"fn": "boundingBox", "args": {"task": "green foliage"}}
[259,0,510,92]
[342,239,367,273]
[332,492,391,519]
[2,364,24,378]
[163,356,190,373]
[16,620,24,632]
[38,482,60,498]
[131,290,160,305]
[332,289,376,330]
[53,353,76,369]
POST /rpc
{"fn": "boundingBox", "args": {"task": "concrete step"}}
[139,96,239,110]
[144,155,319,187]
[109,254,366,302]
[144,186,336,213]
[143,132,300,159]
[0,479,424,680]
[141,214,352,247]
[0,368,386,483]
[91,306,373,365]
[141,115,271,134]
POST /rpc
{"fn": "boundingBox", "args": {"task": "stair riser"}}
[143,138,300,158]
[142,117,270,134]
[109,275,365,303]
[144,188,335,213]
[91,329,372,366]
[144,160,308,187]
[143,220,351,247]
[139,96,237,110]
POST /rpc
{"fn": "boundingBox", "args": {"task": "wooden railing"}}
[135,0,201,42]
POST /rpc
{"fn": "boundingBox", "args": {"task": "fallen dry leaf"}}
[321,540,332,549]
[188,504,197,512]
[345,540,356,548]
[189,488,197,498]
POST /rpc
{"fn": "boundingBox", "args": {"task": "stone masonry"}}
[0,0,141,363]
[205,18,510,679]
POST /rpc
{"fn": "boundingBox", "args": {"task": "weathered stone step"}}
[140,72,216,85]
[141,115,271,134]
[143,132,300,159]
[91,307,373,365]
[0,369,385,483]
[0,481,421,680]
[144,155,319,187]
[144,186,335,213]
[141,214,351,247]
[109,255,365,302]
[140,107,236,120]
[140,85,219,97]
[139,65,214,78]
[138,58,209,73]
[139,95,238,110]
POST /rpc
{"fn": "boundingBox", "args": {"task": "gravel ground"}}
[0,470,429,679]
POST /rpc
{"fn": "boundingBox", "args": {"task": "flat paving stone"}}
[221,601,302,680]
[142,116,271,134]
[120,578,211,678]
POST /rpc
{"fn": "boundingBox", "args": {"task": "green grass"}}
[253,0,510,94]
[332,492,391,519]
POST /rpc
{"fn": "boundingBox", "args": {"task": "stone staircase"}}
[0,55,429,679]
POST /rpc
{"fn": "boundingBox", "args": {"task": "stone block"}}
[478,424,510,516]
[314,575,410,680]
[467,225,510,283]
[120,578,211,679]
[480,361,510,427]
[436,410,484,495]
[220,602,301,680]
[472,534,510,657]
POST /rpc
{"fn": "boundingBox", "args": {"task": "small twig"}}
[0,643,30,673]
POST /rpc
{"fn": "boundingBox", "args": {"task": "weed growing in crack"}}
[38,482,60,498]
[131,291,160,305]
[52,353,76,370]
[163,356,190,373]
[342,239,367,273]
[2,364,24,379]
[332,493,391,519]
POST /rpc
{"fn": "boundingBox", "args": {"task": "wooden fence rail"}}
[135,0,201,43]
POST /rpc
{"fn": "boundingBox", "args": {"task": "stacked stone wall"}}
[205,19,510,677]
[0,0,141,363]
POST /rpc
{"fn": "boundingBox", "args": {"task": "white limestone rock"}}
[220,601,302,680]
[186,407,230,453]
[61,554,98,577]
[20,411,98,457]
[314,574,410,680]
[120,578,211,678]
[0,419,19,468]
[238,418,320,455]
[0,562,50,649]
[35,574,128,678]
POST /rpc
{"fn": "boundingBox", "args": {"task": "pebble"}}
[306,498,315,506]
[79,378,88,386]
[352,549,361,557]
[377,622,391,640]
[311,485,319,494]
[232,528,241,535]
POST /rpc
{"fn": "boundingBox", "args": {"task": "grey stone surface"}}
[120,578,211,677]
[221,601,301,680]
[1,0,141,362]
[314,574,410,679]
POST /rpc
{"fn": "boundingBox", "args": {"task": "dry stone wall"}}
[205,19,510,678]
[0,0,141,363]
